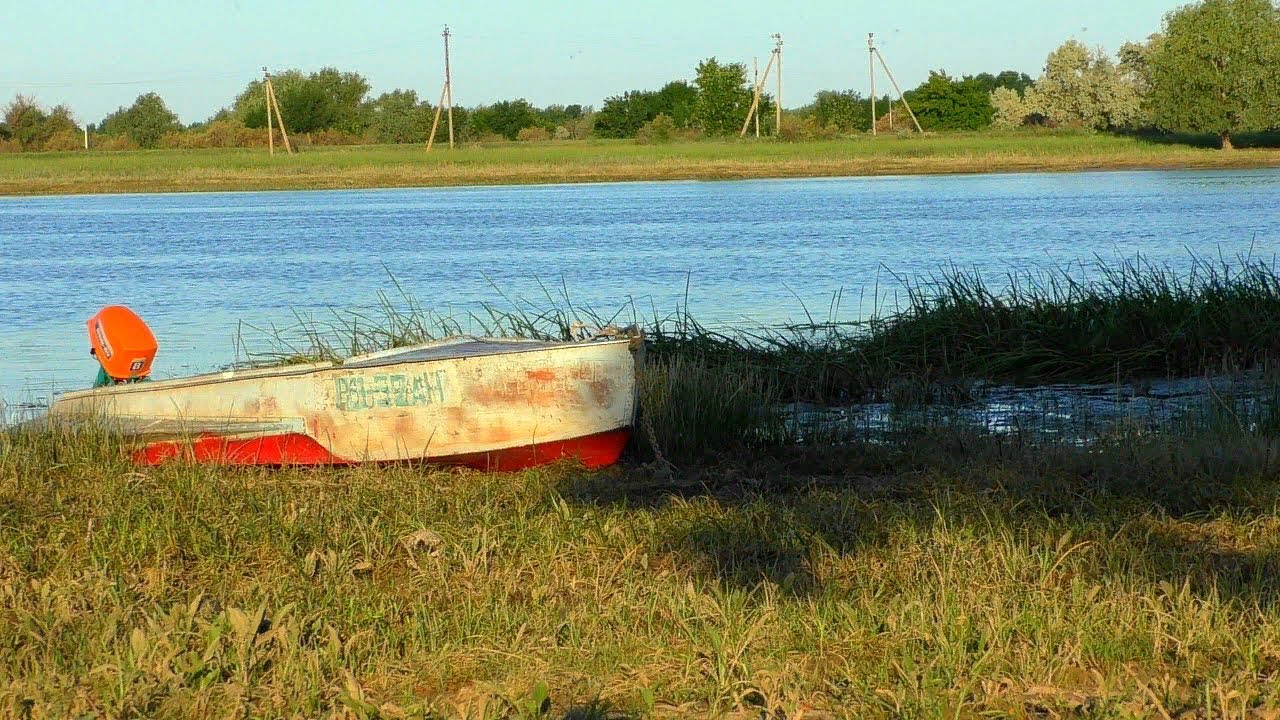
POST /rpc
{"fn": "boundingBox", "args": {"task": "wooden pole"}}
[426,82,447,152]
[443,26,454,149]
[753,57,760,138]
[869,34,876,136]
[774,34,782,132]
[267,80,294,154]
[874,49,923,133]
[738,51,776,137]
[263,68,274,156]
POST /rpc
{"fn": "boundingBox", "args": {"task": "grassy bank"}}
[4,422,1280,718]
[7,260,1280,717]
[3,131,1280,196]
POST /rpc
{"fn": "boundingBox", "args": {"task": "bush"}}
[776,116,838,142]
[635,113,676,144]
[307,129,364,146]
[42,130,83,151]
[516,126,550,142]
[203,120,261,148]
[158,131,207,149]
[89,134,139,151]
[0,139,21,154]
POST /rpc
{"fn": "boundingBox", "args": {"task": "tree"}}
[809,90,868,132]
[692,58,754,136]
[98,93,178,148]
[990,87,1030,128]
[4,94,68,150]
[1146,0,1280,149]
[1024,40,1143,130]
[654,81,698,128]
[231,68,371,135]
[904,71,994,130]
[594,81,698,138]
[308,67,371,134]
[469,99,539,140]
[365,89,431,144]
[972,70,1035,96]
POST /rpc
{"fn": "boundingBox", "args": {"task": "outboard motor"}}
[88,306,157,387]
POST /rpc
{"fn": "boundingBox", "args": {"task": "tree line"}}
[3,0,1278,152]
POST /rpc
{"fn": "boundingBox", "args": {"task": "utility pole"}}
[739,41,777,137]
[773,33,783,132]
[866,34,923,135]
[264,67,274,155]
[753,57,760,137]
[443,25,454,148]
[869,33,877,135]
[428,25,455,151]
[262,67,294,155]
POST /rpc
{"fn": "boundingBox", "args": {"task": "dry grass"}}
[3,132,1280,196]
[3,420,1280,718]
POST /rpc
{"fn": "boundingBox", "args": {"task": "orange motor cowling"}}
[88,306,158,382]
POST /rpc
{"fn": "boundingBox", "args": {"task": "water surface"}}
[2,169,1278,406]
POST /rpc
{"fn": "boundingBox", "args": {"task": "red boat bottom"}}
[134,428,631,471]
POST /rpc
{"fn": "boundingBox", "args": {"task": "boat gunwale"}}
[54,336,635,402]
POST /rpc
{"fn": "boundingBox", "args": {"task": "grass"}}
[4,419,1280,718]
[8,259,1280,717]
[4,130,1280,196]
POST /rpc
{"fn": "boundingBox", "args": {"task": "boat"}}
[48,306,642,470]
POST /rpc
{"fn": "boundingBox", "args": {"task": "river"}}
[2,168,1278,407]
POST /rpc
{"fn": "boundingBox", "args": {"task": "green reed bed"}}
[861,254,1280,386]
[227,256,1280,465]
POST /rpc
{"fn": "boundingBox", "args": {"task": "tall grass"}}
[229,255,1280,464]
[863,254,1280,385]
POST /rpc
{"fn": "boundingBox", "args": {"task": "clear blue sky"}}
[3,0,1177,125]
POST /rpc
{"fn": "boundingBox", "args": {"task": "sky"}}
[2,0,1178,126]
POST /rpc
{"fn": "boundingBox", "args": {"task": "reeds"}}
[228,255,1280,463]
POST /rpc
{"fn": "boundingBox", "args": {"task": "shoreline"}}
[3,135,1280,197]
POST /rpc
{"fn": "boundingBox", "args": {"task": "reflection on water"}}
[2,169,1279,405]
[789,373,1276,444]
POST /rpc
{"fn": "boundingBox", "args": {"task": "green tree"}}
[654,81,698,128]
[469,99,538,140]
[1146,0,1280,149]
[972,70,1035,96]
[904,71,994,130]
[98,93,178,148]
[594,81,698,138]
[809,90,867,132]
[1024,40,1143,130]
[692,58,754,136]
[231,68,370,135]
[308,67,371,134]
[3,95,75,150]
[365,89,431,144]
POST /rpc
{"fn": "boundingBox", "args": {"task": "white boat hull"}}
[48,337,640,469]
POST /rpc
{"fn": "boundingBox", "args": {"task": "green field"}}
[3,131,1280,196]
